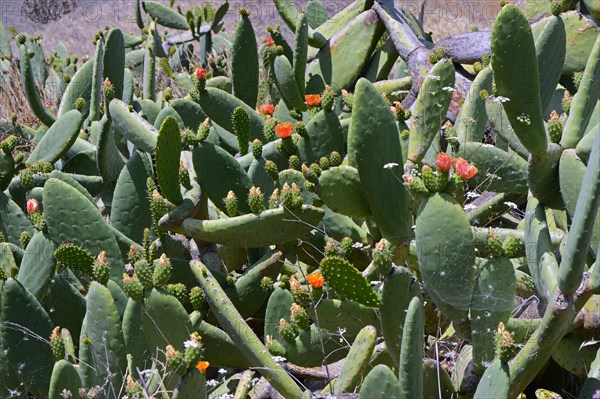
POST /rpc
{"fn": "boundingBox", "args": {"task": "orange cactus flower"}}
[194,67,208,80]
[275,122,293,139]
[266,36,275,47]
[306,272,325,289]
[436,152,453,173]
[259,103,275,115]
[454,157,478,180]
[305,94,321,107]
[196,361,209,374]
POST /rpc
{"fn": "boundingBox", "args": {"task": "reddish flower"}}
[275,122,293,139]
[436,152,453,173]
[305,94,321,107]
[194,67,208,80]
[26,198,39,214]
[266,36,275,47]
[454,157,478,180]
[195,361,209,374]
[44,100,51,109]
[306,272,325,289]
[259,103,275,116]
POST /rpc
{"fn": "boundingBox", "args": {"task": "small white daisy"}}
[383,162,399,169]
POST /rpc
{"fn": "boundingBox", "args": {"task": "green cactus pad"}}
[273,54,306,111]
[320,256,381,307]
[17,231,56,300]
[363,38,400,83]
[0,279,54,397]
[381,266,419,368]
[0,192,34,246]
[534,16,566,112]
[192,318,251,369]
[336,325,378,393]
[96,116,126,183]
[470,257,516,369]
[293,13,309,97]
[561,34,600,148]
[191,261,304,398]
[156,116,183,205]
[171,98,208,131]
[348,78,411,245]
[398,296,424,399]
[407,59,456,165]
[473,358,510,399]
[528,142,564,209]
[195,87,265,141]
[103,28,125,101]
[109,99,158,152]
[192,140,253,214]
[231,9,259,108]
[182,205,324,248]
[265,288,295,344]
[306,10,383,94]
[19,41,55,126]
[415,193,476,323]
[43,178,125,283]
[27,109,83,164]
[48,359,83,399]
[111,151,153,244]
[552,333,599,377]
[312,298,380,338]
[45,275,86,350]
[458,142,529,194]
[575,122,599,162]
[359,364,401,399]
[79,282,127,390]
[456,67,493,144]
[317,165,370,218]
[58,58,94,118]
[491,5,547,156]
[297,109,344,164]
[143,0,189,30]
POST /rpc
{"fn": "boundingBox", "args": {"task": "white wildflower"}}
[492,96,510,103]
[504,201,518,209]
[383,162,399,169]
[206,379,219,387]
[463,203,477,211]
[272,356,287,362]
[427,74,441,81]
[442,86,454,92]
[351,242,364,249]
[466,191,480,199]
[183,340,198,348]
[218,368,227,374]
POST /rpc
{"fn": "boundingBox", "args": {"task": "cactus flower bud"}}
[275,122,293,139]
[305,94,321,107]
[194,67,207,80]
[436,152,453,173]
[258,103,275,116]
[306,272,325,289]
[26,198,39,214]
[453,158,478,180]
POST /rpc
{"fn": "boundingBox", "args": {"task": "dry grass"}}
[0,61,46,126]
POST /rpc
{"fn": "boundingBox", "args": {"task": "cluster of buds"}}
[547,110,563,143]
[93,251,110,285]
[390,102,411,122]
[404,152,477,198]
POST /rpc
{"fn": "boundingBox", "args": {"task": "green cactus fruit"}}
[159,57,174,78]
[166,283,188,305]
[134,259,154,289]
[320,256,381,307]
[252,139,263,159]
[152,254,172,288]
[0,267,6,281]
[248,186,265,213]
[225,190,238,217]
[281,182,303,210]
[547,110,563,143]
[279,318,297,345]
[183,331,203,368]
[93,251,110,284]
[30,211,47,232]
[551,1,562,16]
[74,97,85,111]
[263,116,277,142]
[1,135,17,153]
[288,154,300,170]
[487,230,505,258]
[324,237,340,257]
[166,344,185,374]
[404,174,430,197]
[266,336,287,357]
[197,118,211,142]
[421,165,437,192]
[494,322,515,363]
[572,70,583,90]
[372,239,393,275]
[19,230,31,249]
[123,273,144,302]
[318,156,330,171]
[54,244,94,274]
[190,286,205,310]
[329,151,342,166]
[428,52,439,64]
[290,303,310,330]
[265,160,279,181]
[322,86,335,110]
[269,188,280,208]
[20,170,34,189]
[50,327,65,361]
[502,235,521,258]
[179,167,191,190]
[232,106,251,156]
[562,90,572,115]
